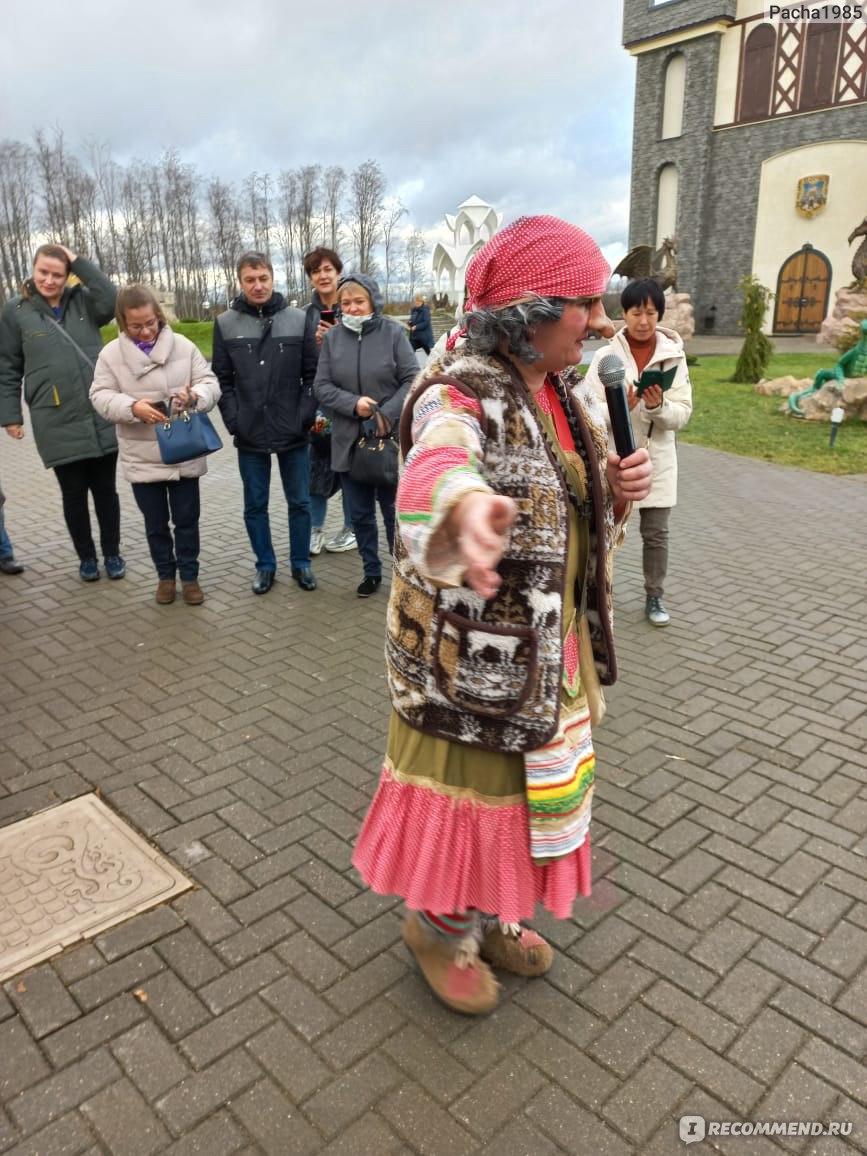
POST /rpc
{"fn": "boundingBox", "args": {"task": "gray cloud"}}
[1,0,635,240]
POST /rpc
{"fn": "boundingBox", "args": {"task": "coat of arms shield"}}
[796,175,829,219]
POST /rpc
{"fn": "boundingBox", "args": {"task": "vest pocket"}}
[432,609,538,718]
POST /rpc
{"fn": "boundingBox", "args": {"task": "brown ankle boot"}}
[182,579,204,605]
[401,912,499,1015]
[479,920,554,976]
[155,579,176,604]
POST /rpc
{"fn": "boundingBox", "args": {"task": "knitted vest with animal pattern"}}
[385,349,617,754]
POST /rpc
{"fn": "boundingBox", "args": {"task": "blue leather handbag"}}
[156,410,222,465]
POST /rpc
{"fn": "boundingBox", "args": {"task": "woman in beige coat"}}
[90,286,221,605]
[585,278,692,627]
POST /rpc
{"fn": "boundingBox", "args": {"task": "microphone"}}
[597,354,636,459]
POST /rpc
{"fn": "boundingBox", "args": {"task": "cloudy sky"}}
[1,0,637,261]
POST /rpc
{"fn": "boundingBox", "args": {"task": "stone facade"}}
[623,1,867,335]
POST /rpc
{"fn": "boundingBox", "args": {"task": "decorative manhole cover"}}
[0,794,192,981]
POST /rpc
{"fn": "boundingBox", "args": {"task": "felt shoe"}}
[479,920,554,977]
[401,912,499,1016]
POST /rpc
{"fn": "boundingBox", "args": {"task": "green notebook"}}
[636,365,678,397]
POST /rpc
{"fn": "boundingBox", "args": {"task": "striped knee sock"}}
[419,909,478,940]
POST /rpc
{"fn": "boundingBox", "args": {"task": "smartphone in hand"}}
[320,309,337,325]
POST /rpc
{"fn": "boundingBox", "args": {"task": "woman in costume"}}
[353,217,653,1013]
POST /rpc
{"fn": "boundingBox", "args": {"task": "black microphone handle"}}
[604,383,636,458]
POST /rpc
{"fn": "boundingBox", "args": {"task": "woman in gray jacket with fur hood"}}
[314,274,419,597]
[90,285,221,606]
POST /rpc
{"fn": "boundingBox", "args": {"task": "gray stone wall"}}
[623,0,735,48]
[628,34,722,327]
[626,15,867,334]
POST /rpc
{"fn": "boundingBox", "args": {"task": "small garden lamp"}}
[829,406,844,448]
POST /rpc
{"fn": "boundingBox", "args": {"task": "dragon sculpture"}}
[614,236,678,291]
[789,318,867,415]
[848,215,867,283]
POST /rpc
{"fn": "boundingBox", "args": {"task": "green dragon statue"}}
[789,318,867,415]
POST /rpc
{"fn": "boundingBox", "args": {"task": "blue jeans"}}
[132,478,200,580]
[0,481,14,559]
[340,472,395,578]
[238,447,311,572]
[310,481,353,530]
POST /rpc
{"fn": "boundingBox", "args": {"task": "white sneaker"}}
[310,528,325,555]
[646,596,670,627]
[325,527,357,553]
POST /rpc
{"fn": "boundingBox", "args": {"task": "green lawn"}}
[100,327,865,475]
[681,353,867,476]
[580,352,866,477]
[100,321,213,359]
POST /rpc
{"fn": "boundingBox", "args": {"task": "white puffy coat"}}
[585,324,692,509]
[90,327,221,484]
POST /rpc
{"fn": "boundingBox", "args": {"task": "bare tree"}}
[322,165,346,251]
[403,228,430,302]
[243,171,273,256]
[348,159,386,275]
[381,198,407,303]
[0,141,36,304]
[207,177,242,307]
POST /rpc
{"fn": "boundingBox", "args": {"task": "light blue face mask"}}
[341,312,372,334]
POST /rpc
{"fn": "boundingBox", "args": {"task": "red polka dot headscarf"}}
[464,215,610,311]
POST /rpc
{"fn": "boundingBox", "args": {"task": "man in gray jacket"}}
[213,252,318,595]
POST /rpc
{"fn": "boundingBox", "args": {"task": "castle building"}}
[622,1,867,334]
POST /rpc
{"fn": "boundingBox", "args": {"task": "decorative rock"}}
[781,376,867,421]
[663,290,695,341]
[817,286,867,347]
[755,375,810,397]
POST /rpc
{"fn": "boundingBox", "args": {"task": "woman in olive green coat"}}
[0,244,124,581]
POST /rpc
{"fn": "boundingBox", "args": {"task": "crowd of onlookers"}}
[0,244,431,605]
[0,239,689,628]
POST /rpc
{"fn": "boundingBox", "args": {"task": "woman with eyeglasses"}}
[90,285,220,605]
[0,244,124,582]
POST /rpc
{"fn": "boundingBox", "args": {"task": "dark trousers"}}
[53,453,121,561]
[237,447,311,572]
[340,472,395,578]
[131,477,200,580]
[411,338,432,355]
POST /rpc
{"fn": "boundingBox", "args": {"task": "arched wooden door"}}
[773,245,831,334]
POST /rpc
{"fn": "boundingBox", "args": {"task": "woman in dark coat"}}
[313,274,419,597]
[0,244,123,581]
[408,295,434,355]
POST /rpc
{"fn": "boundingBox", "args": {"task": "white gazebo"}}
[432,196,501,306]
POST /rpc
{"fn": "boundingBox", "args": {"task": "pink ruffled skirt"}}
[353,761,592,924]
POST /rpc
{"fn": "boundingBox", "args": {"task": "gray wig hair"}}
[463,296,566,363]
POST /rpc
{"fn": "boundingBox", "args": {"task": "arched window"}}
[661,54,686,139]
[739,23,775,121]
[656,164,678,246]
[800,23,841,109]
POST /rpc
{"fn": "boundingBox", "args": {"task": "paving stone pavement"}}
[1,413,866,1156]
